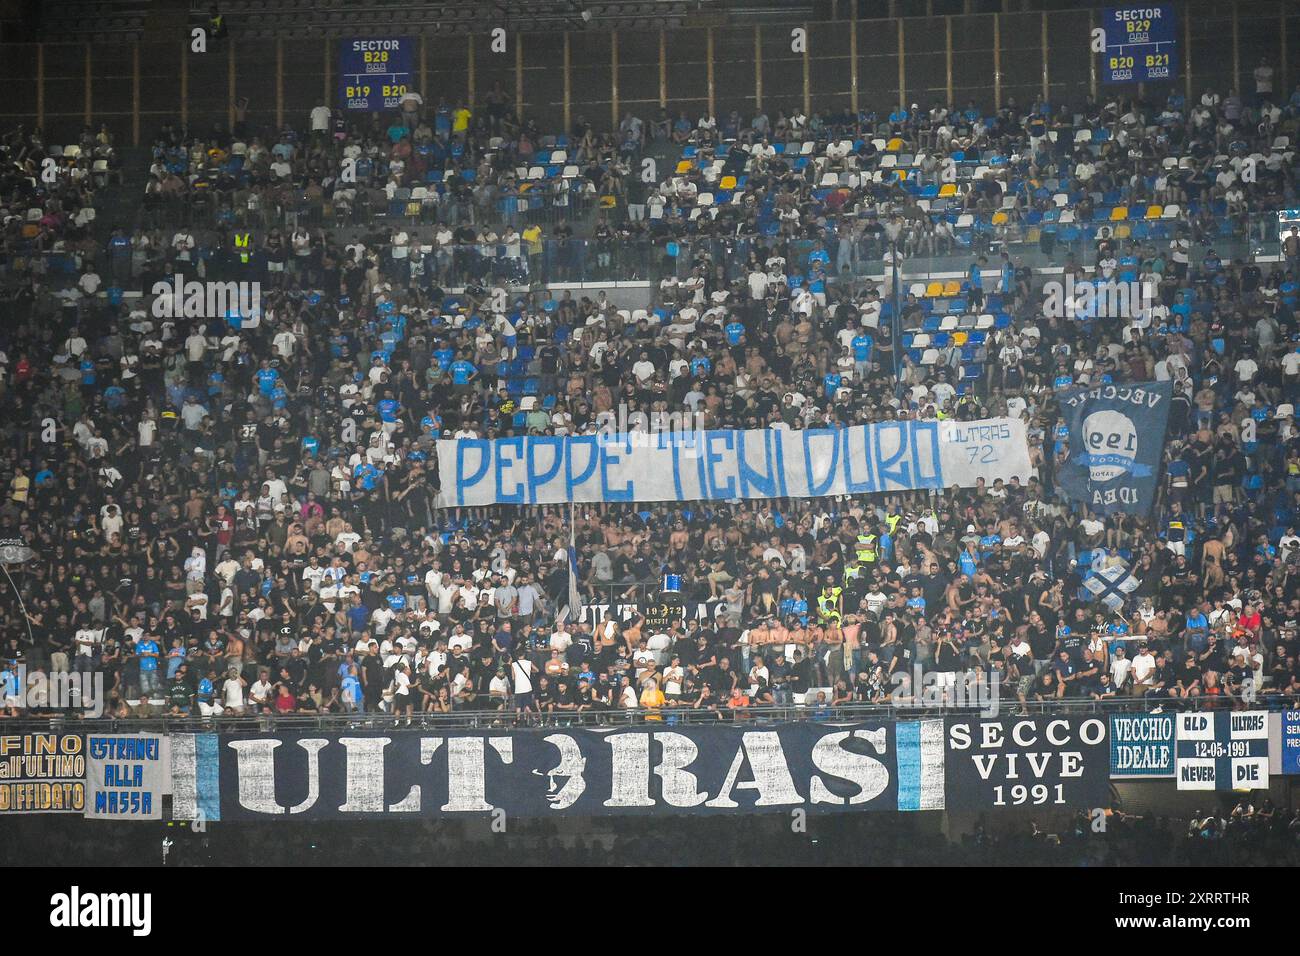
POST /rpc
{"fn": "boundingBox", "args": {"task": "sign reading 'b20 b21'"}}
[170,717,1114,821]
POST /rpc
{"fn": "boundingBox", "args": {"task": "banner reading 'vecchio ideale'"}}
[435,419,1032,507]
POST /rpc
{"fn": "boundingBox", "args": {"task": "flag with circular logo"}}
[1057,381,1173,515]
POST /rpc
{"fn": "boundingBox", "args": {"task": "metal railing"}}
[8,692,1294,734]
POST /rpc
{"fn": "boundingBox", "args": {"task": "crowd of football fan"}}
[3,73,1300,721]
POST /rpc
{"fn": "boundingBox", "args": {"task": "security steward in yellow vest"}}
[233,230,253,269]
[817,582,843,626]
[855,530,878,565]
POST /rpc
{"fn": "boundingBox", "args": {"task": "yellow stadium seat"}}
[886,137,903,151]
[951,331,969,346]
[1026,226,1041,243]
[942,280,961,296]
[719,175,737,190]
[938,183,957,197]
[676,160,692,174]
[1114,224,1131,239]
[925,281,943,297]
[1145,204,1163,219]
[1109,206,1128,221]
[991,211,1009,225]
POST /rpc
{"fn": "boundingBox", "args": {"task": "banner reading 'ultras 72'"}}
[435,419,1032,507]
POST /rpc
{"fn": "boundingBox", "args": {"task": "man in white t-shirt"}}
[309,100,331,136]
[511,655,537,714]
[1130,645,1157,693]
[248,670,274,713]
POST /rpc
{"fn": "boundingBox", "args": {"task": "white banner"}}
[85,733,168,820]
[436,419,1032,507]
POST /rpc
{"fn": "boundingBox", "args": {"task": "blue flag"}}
[1057,381,1173,515]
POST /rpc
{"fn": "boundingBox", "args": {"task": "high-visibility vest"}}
[885,513,901,535]
[843,562,862,584]
[817,587,842,623]
[856,534,877,563]
[234,232,252,264]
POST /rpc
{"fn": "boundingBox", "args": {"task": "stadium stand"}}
[2,23,1300,727]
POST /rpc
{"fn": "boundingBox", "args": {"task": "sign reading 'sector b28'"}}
[1101,7,1178,84]
[435,419,1032,506]
[338,38,413,111]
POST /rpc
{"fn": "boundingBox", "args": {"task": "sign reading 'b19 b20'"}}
[436,419,1032,507]
[338,38,413,111]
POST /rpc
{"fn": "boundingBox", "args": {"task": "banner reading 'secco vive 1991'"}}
[435,419,1032,507]
[1057,381,1173,516]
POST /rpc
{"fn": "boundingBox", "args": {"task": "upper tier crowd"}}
[2,74,1300,721]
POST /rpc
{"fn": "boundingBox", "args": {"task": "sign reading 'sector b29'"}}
[1101,7,1178,84]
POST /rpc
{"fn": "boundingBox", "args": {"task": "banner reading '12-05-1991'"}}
[435,419,1032,507]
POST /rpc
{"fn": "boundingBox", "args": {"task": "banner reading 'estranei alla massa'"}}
[1057,381,1173,515]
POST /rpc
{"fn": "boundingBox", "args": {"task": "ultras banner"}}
[1056,381,1173,515]
[943,715,1112,810]
[435,419,1032,507]
[170,717,1116,821]
[171,722,948,821]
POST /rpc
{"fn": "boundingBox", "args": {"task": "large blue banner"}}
[435,419,1032,507]
[1057,382,1173,515]
[338,38,414,112]
[172,722,947,821]
[1101,6,1177,84]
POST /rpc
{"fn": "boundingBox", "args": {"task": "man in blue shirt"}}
[851,331,874,380]
[450,354,477,390]
[135,635,161,697]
